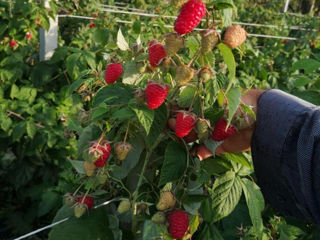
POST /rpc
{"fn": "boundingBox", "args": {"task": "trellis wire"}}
[100,6,315,31]
[13,198,120,240]
[58,14,298,40]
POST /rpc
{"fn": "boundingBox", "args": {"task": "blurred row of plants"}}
[0,0,319,239]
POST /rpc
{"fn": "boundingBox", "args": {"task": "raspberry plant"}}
[46,1,320,240]
[48,1,266,239]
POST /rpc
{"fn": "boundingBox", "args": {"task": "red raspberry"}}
[9,40,16,47]
[89,140,112,168]
[212,118,237,141]
[174,0,206,35]
[89,23,95,28]
[168,210,189,239]
[148,40,167,68]
[105,63,123,84]
[77,196,94,209]
[175,111,197,138]
[26,32,31,40]
[145,81,169,110]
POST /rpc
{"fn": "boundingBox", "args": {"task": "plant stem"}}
[131,150,151,233]
[123,121,130,143]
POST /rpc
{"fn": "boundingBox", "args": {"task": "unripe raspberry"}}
[198,67,212,83]
[156,191,176,211]
[224,25,247,49]
[83,161,96,176]
[175,65,194,85]
[74,203,87,218]
[64,193,77,206]
[160,57,173,72]
[201,29,220,53]
[168,210,189,239]
[117,199,131,214]
[152,212,166,224]
[114,142,132,162]
[164,32,184,56]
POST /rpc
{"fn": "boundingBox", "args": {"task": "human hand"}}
[197,89,265,160]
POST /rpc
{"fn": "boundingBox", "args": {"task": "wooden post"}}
[283,0,291,13]
[39,0,58,61]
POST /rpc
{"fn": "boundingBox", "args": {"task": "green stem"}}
[131,150,151,234]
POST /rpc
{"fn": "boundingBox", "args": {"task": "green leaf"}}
[291,90,320,105]
[226,87,241,124]
[159,142,187,186]
[204,138,222,156]
[93,83,134,107]
[201,156,233,176]
[142,220,162,240]
[26,121,37,139]
[213,0,235,9]
[211,171,242,222]
[189,214,200,234]
[66,53,82,80]
[131,105,154,135]
[93,29,109,45]
[69,160,86,175]
[10,84,19,99]
[185,36,200,58]
[178,86,197,108]
[146,104,168,147]
[223,8,233,27]
[117,28,129,51]
[112,107,135,120]
[241,178,265,235]
[1,116,12,132]
[12,122,26,142]
[196,224,224,240]
[291,59,320,74]
[112,135,144,179]
[84,51,96,70]
[48,206,113,240]
[38,191,60,217]
[292,76,313,87]
[218,43,236,86]
[224,153,252,168]
[122,61,141,84]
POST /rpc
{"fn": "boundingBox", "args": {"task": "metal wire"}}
[58,14,298,40]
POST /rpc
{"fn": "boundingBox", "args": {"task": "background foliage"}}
[0,0,319,239]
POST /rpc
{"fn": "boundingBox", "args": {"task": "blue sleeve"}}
[251,89,320,224]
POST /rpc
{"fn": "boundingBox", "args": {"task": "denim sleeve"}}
[251,89,320,224]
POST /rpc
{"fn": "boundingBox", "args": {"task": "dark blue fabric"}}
[251,89,320,224]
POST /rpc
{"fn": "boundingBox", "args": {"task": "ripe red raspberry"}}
[77,196,94,209]
[105,63,123,84]
[148,40,167,68]
[9,40,16,48]
[168,210,189,239]
[89,140,112,168]
[212,118,237,141]
[145,81,169,110]
[89,23,95,28]
[26,32,31,40]
[175,111,197,138]
[174,0,206,35]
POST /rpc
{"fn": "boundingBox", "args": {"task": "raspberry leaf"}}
[159,141,187,186]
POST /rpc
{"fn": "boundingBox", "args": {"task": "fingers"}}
[196,127,253,161]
